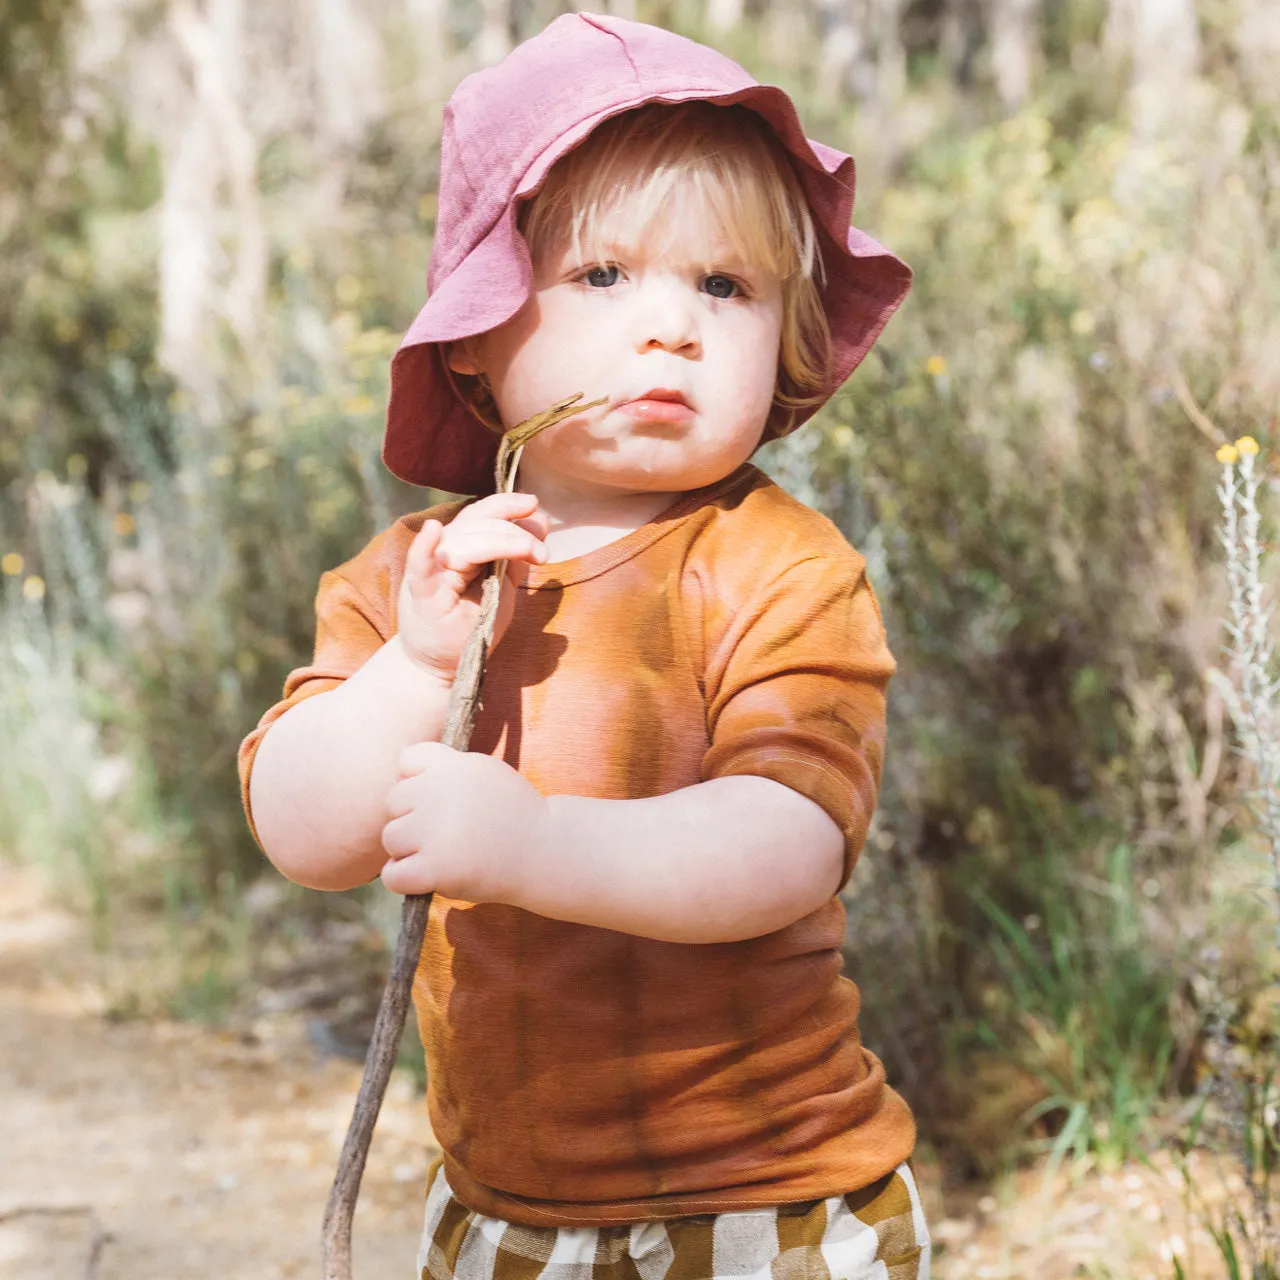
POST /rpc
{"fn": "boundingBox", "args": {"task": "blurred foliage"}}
[3,0,1277,1180]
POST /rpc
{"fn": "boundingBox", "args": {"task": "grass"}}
[972,842,1177,1175]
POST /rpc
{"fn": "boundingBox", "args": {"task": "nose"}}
[632,276,701,358]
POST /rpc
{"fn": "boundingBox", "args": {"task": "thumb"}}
[404,520,443,599]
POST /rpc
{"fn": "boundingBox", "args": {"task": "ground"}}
[0,865,1244,1279]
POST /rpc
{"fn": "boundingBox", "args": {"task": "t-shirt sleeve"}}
[236,567,390,848]
[700,552,895,894]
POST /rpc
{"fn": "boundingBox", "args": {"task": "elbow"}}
[249,754,383,893]
[255,809,384,892]
[265,847,379,893]
[253,812,383,890]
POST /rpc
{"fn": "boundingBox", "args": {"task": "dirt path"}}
[0,865,1243,1279]
[0,866,430,1278]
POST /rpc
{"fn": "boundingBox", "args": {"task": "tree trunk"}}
[1233,0,1280,105]
[707,0,744,34]
[161,0,266,409]
[1104,0,1200,128]
[476,0,511,66]
[989,0,1040,110]
[312,0,384,152]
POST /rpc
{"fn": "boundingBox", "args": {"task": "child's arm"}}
[538,776,845,940]
[248,639,452,890]
[381,746,847,943]
[248,493,550,891]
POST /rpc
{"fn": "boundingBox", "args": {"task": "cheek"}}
[478,305,537,380]
[715,312,783,404]
[486,297,596,404]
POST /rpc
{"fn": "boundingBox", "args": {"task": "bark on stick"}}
[320,393,605,1280]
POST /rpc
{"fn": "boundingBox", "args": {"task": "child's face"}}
[451,202,784,502]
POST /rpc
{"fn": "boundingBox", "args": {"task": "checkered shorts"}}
[417,1160,930,1280]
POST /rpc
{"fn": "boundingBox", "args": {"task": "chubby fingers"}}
[454,491,548,542]
[380,852,431,895]
[382,742,449,856]
[433,523,548,571]
[380,808,420,859]
[398,741,445,778]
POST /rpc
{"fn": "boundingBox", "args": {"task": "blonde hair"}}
[459,101,831,436]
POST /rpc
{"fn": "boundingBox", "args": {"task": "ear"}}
[445,338,482,376]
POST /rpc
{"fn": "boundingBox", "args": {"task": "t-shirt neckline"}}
[521,464,758,590]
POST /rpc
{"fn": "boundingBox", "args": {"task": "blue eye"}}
[702,274,740,299]
[583,265,620,288]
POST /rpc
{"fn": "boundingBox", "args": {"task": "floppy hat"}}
[384,12,912,495]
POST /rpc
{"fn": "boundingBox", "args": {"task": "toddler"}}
[240,13,928,1278]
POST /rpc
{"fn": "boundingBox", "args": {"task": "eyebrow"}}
[562,238,764,275]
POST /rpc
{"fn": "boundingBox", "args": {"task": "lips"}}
[631,387,692,408]
[617,388,696,425]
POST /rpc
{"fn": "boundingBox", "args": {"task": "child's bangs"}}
[522,104,818,284]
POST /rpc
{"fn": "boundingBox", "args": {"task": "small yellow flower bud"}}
[926,355,948,377]
[22,575,46,601]
[1217,444,1239,465]
[113,512,136,537]
[1,552,23,576]
[1235,436,1260,456]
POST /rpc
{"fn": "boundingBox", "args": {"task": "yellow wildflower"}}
[1236,436,1260,456]
[926,355,948,377]
[113,513,136,537]
[1218,444,1239,465]
[1,552,24,576]
[23,575,46,601]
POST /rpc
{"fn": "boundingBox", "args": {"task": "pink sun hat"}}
[384,12,912,495]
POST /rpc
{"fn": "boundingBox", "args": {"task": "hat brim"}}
[385,86,911,494]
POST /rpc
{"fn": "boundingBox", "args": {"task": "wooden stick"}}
[320,393,605,1280]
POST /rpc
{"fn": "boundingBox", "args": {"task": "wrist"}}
[503,787,566,913]
[388,633,457,691]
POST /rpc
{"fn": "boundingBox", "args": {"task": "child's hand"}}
[380,742,548,903]
[397,493,549,683]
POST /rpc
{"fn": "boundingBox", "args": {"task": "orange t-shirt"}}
[238,462,915,1226]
